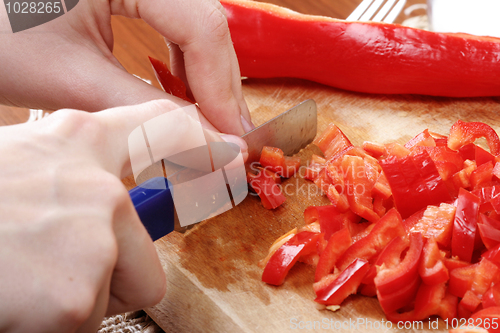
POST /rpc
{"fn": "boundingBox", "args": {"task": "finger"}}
[106,194,166,315]
[166,32,252,131]
[166,40,191,98]
[112,0,253,135]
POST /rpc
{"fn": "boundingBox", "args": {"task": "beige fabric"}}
[98,311,163,333]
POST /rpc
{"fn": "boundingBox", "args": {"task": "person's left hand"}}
[0,0,253,135]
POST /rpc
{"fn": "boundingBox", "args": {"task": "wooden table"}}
[3,1,500,333]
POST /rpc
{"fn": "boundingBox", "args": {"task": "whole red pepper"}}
[221,0,500,97]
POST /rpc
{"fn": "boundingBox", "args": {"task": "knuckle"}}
[48,109,103,143]
[93,172,129,207]
[51,285,95,329]
[203,7,229,42]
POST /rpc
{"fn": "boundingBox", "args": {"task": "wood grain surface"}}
[2,1,499,333]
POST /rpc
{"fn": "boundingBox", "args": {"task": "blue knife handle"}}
[129,177,175,241]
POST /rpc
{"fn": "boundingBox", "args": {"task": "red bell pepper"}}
[304,206,360,242]
[470,307,500,333]
[452,188,481,262]
[325,185,350,212]
[312,123,352,160]
[221,0,500,97]
[482,243,500,265]
[378,276,421,315]
[494,162,500,180]
[413,281,447,319]
[404,129,436,149]
[259,146,286,176]
[148,56,194,103]
[406,203,456,249]
[473,185,500,213]
[360,236,409,296]
[362,141,386,159]
[303,154,325,181]
[336,208,405,271]
[449,263,479,298]
[284,156,301,178]
[483,284,500,308]
[314,258,370,306]
[341,155,379,223]
[314,227,352,282]
[248,169,286,209]
[380,150,452,219]
[476,145,497,167]
[448,120,500,157]
[478,214,500,250]
[262,231,321,285]
[470,161,494,190]
[374,232,424,295]
[460,290,483,312]
[385,282,457,322]
[419,237,449,285]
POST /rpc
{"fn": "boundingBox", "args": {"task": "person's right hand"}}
[0,99,248,333]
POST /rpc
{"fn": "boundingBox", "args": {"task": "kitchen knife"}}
[129,99,317,240]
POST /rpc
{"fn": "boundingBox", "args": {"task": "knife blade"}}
[129,99,317,240]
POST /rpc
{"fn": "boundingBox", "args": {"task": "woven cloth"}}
[97,311,163,333]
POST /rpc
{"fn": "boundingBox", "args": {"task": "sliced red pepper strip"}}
[449,263,479,298]
[405,129,436,149]
[482,243,500,265]
[385,282,455,323]
[314,227,352,282]
[303,154,325,181]
[378,275,421,315]
[341,155,379,223]
[414,281,447,319]
[451,188,481,262]
[460,290,482,312]
[419,237,449,285]
[262,231,321,285]
[448,120,500,156]
[148,56,194,103]
[476,145,497,166]
[471,258,500,297]
[470,161,494,190]
[362,141,386,159]
[283,156,301,178]
[336,208,405,271]
[374,232,424,295]
[478,216,500,250]
[407,203,456,249]
[470,307,500,333]
[361,236,409,295]
[380,150,451,219]
[314,258,370,306]
[473,185,500,213]
[222,0,500,97]
[483,284,500,308]
[312,123,352,160]
[259,146,286,176]
[248,169,285,209]
[438,292,459,321]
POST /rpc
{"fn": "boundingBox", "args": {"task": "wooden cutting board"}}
[142,77,500,333]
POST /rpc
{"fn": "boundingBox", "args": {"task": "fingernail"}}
[241,115,256,133]
[221,134,249,161]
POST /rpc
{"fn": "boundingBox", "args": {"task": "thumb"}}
[92,100,248,179]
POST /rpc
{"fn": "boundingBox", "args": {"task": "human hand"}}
[0,0,253,135]
[0,99,247,332]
